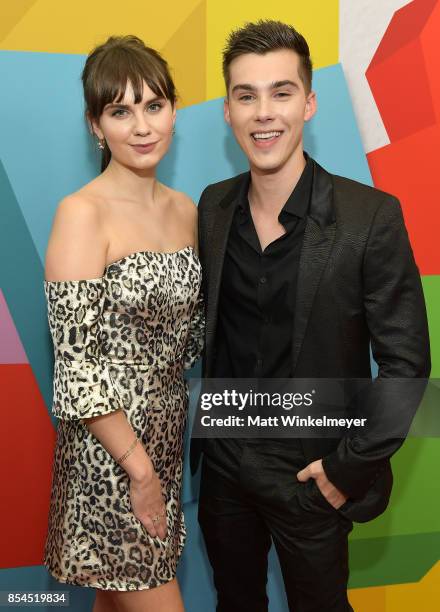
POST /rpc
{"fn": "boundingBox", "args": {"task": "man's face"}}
[224,50,316,173]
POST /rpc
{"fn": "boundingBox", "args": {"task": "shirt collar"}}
[238,152,313,220]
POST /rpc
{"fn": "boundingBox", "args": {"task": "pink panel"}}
[0,290,28,364]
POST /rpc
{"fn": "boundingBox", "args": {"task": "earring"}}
[172,126,176,136]
[97,138,105,150]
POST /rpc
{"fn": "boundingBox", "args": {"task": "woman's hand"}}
[129,470,167,539]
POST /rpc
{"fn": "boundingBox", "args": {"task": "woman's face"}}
[91,79,176,172]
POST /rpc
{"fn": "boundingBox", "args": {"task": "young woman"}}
[43,35,203,612]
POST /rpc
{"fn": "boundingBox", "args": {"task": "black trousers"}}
[198,439,354,612]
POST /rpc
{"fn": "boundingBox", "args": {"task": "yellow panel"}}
[206,0,339,100]
[162,1,206,108]
[0,0,201,53]
[348,561,440,611]
[0,1,37,42]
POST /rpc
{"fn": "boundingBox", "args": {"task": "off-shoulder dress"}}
[43,246,204,591]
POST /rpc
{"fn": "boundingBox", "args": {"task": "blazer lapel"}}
[205,177,245,374]
[292,161,336,373]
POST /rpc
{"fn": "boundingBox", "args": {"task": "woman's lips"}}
[131,142,158,154]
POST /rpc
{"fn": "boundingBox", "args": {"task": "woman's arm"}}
[83,409,167,540]
[45,194,167,539]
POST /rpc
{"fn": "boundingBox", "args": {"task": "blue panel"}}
[0,51,96,264]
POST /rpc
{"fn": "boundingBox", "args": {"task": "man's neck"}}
[248,147,307,216]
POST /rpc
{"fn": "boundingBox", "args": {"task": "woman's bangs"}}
[97,57,170,115]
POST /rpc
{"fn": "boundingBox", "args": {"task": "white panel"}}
[339,0,411,153]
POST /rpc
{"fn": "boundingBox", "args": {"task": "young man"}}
[192,20,430,612]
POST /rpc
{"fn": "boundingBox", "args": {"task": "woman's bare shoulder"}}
[161,185,198,250]
[56,190,102,221]
[45,189,108,281]
[162,184,197,217]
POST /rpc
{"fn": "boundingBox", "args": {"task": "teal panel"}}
[0,160,53,414]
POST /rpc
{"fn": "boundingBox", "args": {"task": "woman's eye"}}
[111,109,127,117]
[148,103,163,112]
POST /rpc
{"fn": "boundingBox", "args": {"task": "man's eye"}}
[275,92,290,98]
[239,95,254,102]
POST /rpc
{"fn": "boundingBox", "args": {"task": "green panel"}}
[348,532,440,588]
[349,276,440,543]
[421,275,440,377]
[350,438,440,540]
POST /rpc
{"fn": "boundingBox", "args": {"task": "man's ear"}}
[224,97,231,126]
[304,91,317,122]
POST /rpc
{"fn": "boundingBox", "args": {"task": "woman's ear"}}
[86,111,104,139]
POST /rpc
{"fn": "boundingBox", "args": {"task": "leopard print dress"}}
[43,246,204,591]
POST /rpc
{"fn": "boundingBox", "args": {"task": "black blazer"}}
[192,158,431,522]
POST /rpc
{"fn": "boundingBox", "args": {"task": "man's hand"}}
[297,459,348,510]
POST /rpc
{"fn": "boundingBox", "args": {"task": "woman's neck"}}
[100,158,160,206]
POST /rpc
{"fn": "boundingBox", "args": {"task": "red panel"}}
[367,124,440,275]
[0,365,55,568]
[367,39,436,142]
[367,0,440,274]
[370,0,437,65]
[421,2,440,121]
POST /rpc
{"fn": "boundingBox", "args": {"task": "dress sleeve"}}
[44,278,123,420]
[183,289,205,370]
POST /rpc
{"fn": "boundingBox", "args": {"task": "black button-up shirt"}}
[214,154,313,379]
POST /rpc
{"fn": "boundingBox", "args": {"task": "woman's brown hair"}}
[82,35,177,172]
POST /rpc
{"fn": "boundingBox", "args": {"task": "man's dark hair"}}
[222,20,313,94]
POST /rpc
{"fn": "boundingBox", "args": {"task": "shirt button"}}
[259,276,267,284]
[256,359,263,368]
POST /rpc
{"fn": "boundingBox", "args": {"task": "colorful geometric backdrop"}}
[0,1,439,610]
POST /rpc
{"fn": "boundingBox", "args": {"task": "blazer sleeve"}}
[45,278,123,420]
[196,186,211,277]
[322,195,431,499]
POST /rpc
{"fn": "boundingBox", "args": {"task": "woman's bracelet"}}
[117,437,138,465]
